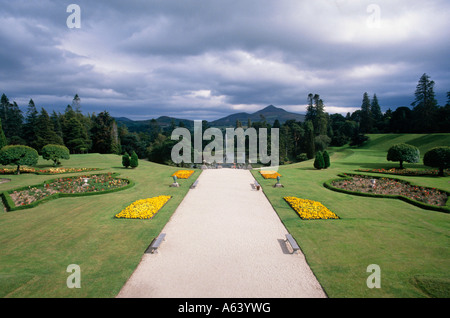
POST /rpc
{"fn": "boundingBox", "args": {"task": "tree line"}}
[1,73,448,166]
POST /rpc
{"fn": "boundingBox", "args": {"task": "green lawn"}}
[1,134,449,298]
[0,154,199,297]
[253,133,450,298]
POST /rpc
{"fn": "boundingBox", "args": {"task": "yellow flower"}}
[172,170,194,179]
[115,195,171,219]
[284,196,339,220]
[260,171,281,179]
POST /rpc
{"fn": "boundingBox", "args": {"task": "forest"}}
[2,73,449,166]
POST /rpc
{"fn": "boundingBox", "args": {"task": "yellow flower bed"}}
[115,195,171,219]
[260,170,281,179]
[284,196,339,220]
[172,170,194,179]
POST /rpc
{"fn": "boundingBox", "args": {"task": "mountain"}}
[115,105,304,132]
[210,105,305,127]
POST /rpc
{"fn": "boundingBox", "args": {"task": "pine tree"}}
[130,151,139,168]
[122,152,130,168]
[0,118,7,149]
[314,151,325,169]
[411,73,438,132]
[23,99,39,148]
[360,92,373,134]
[304,120,315,159]
[35,108,64,151]
[323,150,330,168]
[370,94,382,131]
[0,94,23,139]
[91,111,120,154]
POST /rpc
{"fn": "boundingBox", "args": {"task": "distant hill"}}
[210,105,305,127]
[115,116,195,132]
[115,105,305,132]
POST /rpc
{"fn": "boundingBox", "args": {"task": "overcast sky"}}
[1,0,449,121]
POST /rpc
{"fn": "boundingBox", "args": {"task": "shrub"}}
[323,150,330,168]
[296,153,308,162]
[387,143,420,169]
[130,151,139,168]
[122,152,130,168]
[423,146,450,176]
[314,151,325,169]
[41,144,70,166]
[0,145,38,174]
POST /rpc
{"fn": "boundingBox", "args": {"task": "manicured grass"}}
[0,154,199,297]
[253,133,450,298]
[1,133,449,298]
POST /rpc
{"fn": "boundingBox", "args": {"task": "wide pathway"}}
[117,169,326,298]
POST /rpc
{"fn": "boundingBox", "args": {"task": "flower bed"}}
[260,170,281,179]
[324,174,449,213]
[3,173,133,211]
[115,196,171,219]
[0,167,99,175]
[172,170,194,179]
[284,196,339,220]
[356,168,449,177]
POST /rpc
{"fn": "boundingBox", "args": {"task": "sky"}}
[0,0,449,121]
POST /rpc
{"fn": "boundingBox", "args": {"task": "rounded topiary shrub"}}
[0,145,39,174]
[41,144,70,166]
[423,146,450,176]
[387,143,420,169]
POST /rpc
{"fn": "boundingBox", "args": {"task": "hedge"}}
[323,173,450,213]
[1,173,135,212]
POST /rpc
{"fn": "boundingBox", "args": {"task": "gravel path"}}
[117,169,326,298]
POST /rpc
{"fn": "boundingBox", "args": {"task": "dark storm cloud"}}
[0,0,449,120]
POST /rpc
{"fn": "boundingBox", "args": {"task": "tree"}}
[130,151,139,168]
[360,92,373,134]
[0,145,38,174]
[323,150,330,168]
[122,152,130,168]
[304,120,315,159]
[0,94,23,140]
[306,93,328,135]
[389,107,412,133]
[423,147,450,176]
[91,111,120,154]
[411,73,438,132]
[313,151,325,169]
[370,94,382,131]
[0,118,7,149]
[41,144,70,166]
[34,108,64,151]
[22,99,39,148]
[387,143,420,169]
[64,117,90,153]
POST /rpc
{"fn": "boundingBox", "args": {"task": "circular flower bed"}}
[330,174,448,207]
[7,173,131,209]
[115,196,171,219]
[284,196,339,220]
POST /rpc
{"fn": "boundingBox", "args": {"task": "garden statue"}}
[170,175,180,187]
[274,175,284,188]
[370,179,376,188]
